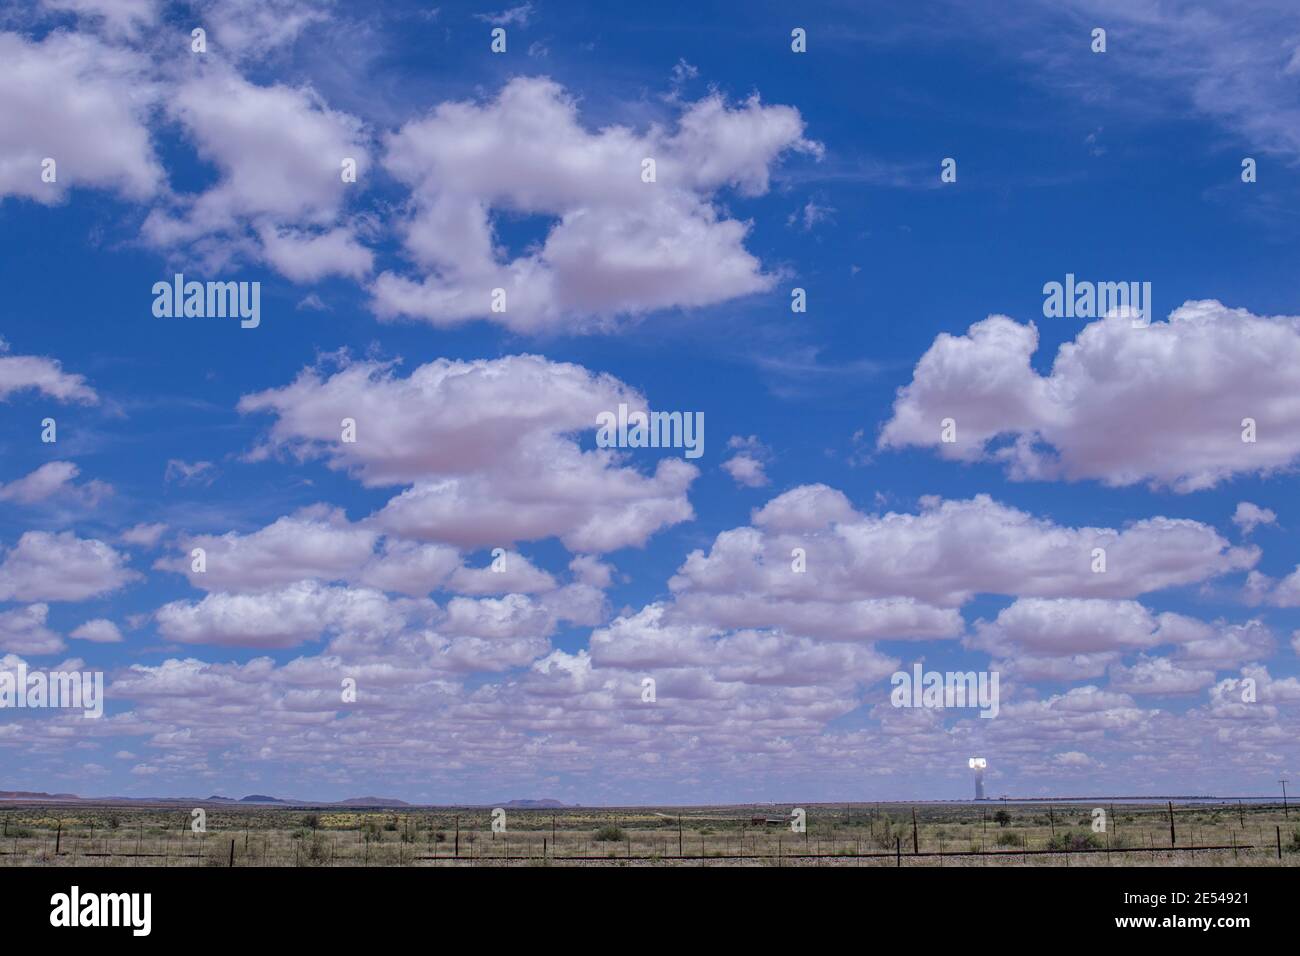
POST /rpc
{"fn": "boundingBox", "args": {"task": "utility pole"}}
[1280,780,1290,818]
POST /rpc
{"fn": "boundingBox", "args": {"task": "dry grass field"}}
[2,801,1297,867]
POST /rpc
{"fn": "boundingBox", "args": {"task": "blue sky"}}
[1,0,1299,805]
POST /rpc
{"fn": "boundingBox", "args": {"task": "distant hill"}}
[1,790,561,808]
[0,790,79,801]
[339,796,411,807]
